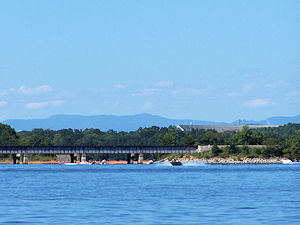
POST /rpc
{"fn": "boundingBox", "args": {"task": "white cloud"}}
[141,101,153,110]
[18,85,52,95]
[132,88,160,97]
[242,83,254,93]
[243,71,266,79]
[286,90,299,97]
[26,100,64,109]
[172,88,208,95]
[227,92,240,97]
[285,90,300,103]
[26,102,49,109]
[265,81,290,88]
[155,81,173,88]
[0,101,7,107]
[245,99,273,108]
[0,88,14,96]
[51,100,64,106]
[0,85,56,97]
[114,83,129,90]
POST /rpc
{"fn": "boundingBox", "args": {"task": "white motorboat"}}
[147,159,154,164]
[79,161,91,165]
[280,159,293,164]
[100,160,107,165]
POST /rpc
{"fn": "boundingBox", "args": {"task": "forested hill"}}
[3,113,300,131]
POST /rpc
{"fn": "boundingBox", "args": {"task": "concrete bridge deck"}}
[0,146,197,154]
[0,146,197,164]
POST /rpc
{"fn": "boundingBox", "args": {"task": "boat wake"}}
[154,160,172,166]
[182,160,206,166]
[154,160,206,166]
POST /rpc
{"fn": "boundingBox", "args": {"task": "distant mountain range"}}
[3,113,300,132]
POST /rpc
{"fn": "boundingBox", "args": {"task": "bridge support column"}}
[70,154,75,163]
[130,153,135,164]
[12,154,17,164]
[127,153,135,164]
[138,153,143,164]
[16,154,21,164]
[23,154,28,164]
[126,154,131,164]
[81,154,86,162]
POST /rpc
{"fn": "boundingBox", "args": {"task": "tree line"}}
[0,123,299,160]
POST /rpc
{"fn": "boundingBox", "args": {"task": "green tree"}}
[182,134,195,146]
[283,130,300,160]
[251,131,264,144]
[21,134,51,146]
[0,124,19,146]
[51,134,64,146]
[200,130,218,144]
[211,144,222,157]
[76,134,101,146]
[159,126,178,146]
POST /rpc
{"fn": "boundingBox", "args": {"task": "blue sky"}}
[0,0,299,122]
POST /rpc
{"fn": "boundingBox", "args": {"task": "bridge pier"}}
[130,153,135,164]
[138,153,143,164]
[12,154,17,164]
[16,154,21,164]
[80,154,86,162]
[70,154,75,163]
[23,154,28,164]
[127,153,136,164]
[12,154,21,164]
[126,154,130,164]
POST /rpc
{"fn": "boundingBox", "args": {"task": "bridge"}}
[0,146,197,164]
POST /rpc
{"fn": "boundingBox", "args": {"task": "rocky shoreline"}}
[204,157,282,164]
[178,156,285,164]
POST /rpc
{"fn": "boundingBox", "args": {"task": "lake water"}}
[0,162,299,224]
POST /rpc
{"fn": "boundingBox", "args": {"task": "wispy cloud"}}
[0,85,65,110]
[51,100,64,106]
[244,99,274,108]
[132,88,160,97]
[114,83,130,90]
[243,70,267,79]
[172,88,208,95]
[141,101,153,110]
[285,90,300,103]
[242,83,254,93]
[0,101,7,107]
[26,100,64,109]
[265,81,290,88]
[18,85,52,95]
[26,102,49,109]
[227,92,240,97]
[155,81,173,88]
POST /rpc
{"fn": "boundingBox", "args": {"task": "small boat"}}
[148,160,154,164]
[281,159,293,164]
[64,162,78,165]
[170,159,182,166]
[100,160,107,165]
[79,161,91,165]
[147,159,156,164]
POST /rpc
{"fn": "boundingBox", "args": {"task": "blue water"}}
[0,163,300,224]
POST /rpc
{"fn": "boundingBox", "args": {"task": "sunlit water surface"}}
[0,163,299,224]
